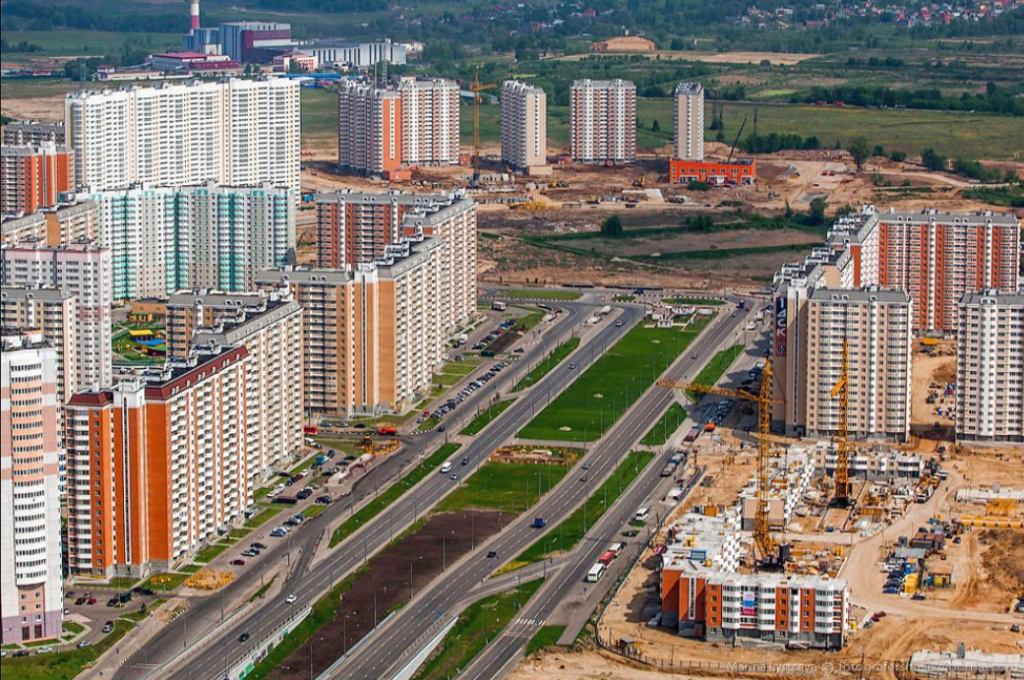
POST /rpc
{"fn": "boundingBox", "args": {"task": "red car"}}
[231,559,246,566]
[87,598,97,605]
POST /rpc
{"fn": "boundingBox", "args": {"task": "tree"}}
[601,214,624,237]
[921,147,947,171]
[890,150,907,163]
[808,197,828,225]
[848,137,870,172]
[651,119,661,132]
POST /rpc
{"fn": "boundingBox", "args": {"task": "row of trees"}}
[791,84,1024,117]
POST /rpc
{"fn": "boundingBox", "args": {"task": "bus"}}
[585,563,606,583]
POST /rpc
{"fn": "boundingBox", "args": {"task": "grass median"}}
[503,289,580,301]
[436,461,570,515]
[411,579,544,680]
[526,625,566,656]
[518,319,709,442]
[499,451,656,573]
[687,344,745,401]
[329,443,462,548]
[513,337,580,393]
[640,402,688,447]
[460,399,516,436]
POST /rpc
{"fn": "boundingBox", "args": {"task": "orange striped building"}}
[0,144,73,217]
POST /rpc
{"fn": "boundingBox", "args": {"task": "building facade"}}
[1,330,63,644]
[2,121,65,147]
[804,288,913,441]
[398,77,460,167]
[674,82,704,162]
[501,81,547,173]
[1,144,74,217]
[337,82,403,176]
[956,291,1024,443]
[65,78,300,192]
[2,200,101,247]
[299,39,406,68]
[570,79,636,164]
[1,243,113,389]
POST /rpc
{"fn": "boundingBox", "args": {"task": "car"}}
[621,529,640,538]
[615,320,624,327]
[12,650,30,658]
[582,463,591,470]
[106,598,119,607]
[66,591,76,599]
[567,363,576,370]
[486,551,498,559]
[35,646,54,655]
[286,594,298,604]
[270,529,286,538]
[87,598,97,605]
[252,542,267,550]
[316,495,333,504]
[1011,624,1021,633]
[238,633,250,643]
[102,623,114,633]
[437,425,446,433]
[911,593,926,600]
[450,473,459,481]
[242,549,257,557]
[231,559,246,566]
[691,353,699,360]
[76,640,91,649]
[75,597,86,605]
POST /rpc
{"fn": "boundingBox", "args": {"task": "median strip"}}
[459,399,516,436]
[512,337,581,392]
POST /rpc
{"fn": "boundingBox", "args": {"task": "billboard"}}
[741,591,757,616]
[774,296,788,357]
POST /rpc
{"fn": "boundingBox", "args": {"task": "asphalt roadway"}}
[120,299,639,680]
[334,304,751,680]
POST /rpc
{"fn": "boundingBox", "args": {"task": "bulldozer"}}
[360,434,399,456]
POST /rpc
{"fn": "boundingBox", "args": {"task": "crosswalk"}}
[512,616,545,627]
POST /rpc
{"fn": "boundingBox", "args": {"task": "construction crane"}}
[829,339,851,506]
[657,357,786,568]
[470,69,496,188]
[726,116,748,164]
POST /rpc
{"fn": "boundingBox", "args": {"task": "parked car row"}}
[422,361,511,430]
[471,319,518,352]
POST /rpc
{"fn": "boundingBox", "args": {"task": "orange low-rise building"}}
[669,158,756,185]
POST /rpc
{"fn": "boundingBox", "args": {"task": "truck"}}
[303,425,318,435]
[491,301,507,312]
[683,428,700,443]
[660,463,676,478]
[598,550,616,565]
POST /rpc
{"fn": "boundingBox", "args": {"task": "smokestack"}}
[190,0,200,31]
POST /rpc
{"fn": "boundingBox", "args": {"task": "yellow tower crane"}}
[658,357,786,568]
[829,339,851,506]
[470,69,496,188]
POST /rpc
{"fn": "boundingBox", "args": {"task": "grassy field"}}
[519,319,708,442]
[411,579,544,680]
[665,297,725,306]
[640,403,688,447]
[300,87,338,151]
[503,451,656,570]
[436,461,569,515]
[2,29,176,60]
[329,444,461,547]
[0,619,132,680]
[502,289,581,301]
[192,542,230,564]
[460,399,516,436]
[526,625,566,656]
[513,338,581,392]
[513,305,546,332]
[244,506,284,530]
[688,344,745,401]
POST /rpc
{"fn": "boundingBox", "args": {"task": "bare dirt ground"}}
[909,341,957,442]
[1,94,64,122]
[549,51,821,66]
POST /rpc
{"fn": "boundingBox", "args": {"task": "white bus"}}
[585,563,606,583]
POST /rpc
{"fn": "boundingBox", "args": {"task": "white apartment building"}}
[1,330,63,643]
[674,82,704,161]
[570,79,636,164]
[804,288,913,441]
[501,81,548,173]
[398,77,460,166]
[956,291,1024,443]
[65,77,300,192]
[337,81,403,176]
[76,183,295,299]
[1,243,112,389]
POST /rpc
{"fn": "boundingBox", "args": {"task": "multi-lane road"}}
[117,299,641,680]
[334,302,752,679]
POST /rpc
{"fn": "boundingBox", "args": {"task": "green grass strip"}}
[244,506,284,530]
[640,402,688,447]
[411,579,544,680]
[192,542,230,564]
[460,399,516,436]
[0,619,133,680]
[513,337,580,393]
[436,461,569,514]
[664,297,725,306]
[503,289,581,301]
[525,625,566,656]
[687,344,745,402]
[329,443,462,548]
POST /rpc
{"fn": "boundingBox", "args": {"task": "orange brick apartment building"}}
[0,144,73,216]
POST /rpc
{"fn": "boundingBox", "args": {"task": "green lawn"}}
[411,579,544,680]
[138,572,188,593]
[640,403,688,447]
[513,338,581,393]
[460,399,516,436]
[329,444,462,547]
[300,87,338,151]
[436,461,569,515]
[244,506,284,530]
[313,437,367,458]
[525,625,566,656]
[687,344,745,401]
[119,598,165,623]
[514,306,546,332]
[503,451,655,571]
[664,297,725,306]
[502,289,581,301]
[0,619,132,680]
[192,543,230,564]
[61,621,84,636]
[518,319,708,442]
[612,295,635,302]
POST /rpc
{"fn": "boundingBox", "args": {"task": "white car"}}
[286,594,298,604]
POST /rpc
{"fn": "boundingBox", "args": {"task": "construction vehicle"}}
[829,339,852,506]
[726,116,748,164]
[631,176,647,188]
[657,358,787,569]
[360,434,399,456]
[469,69,496,189]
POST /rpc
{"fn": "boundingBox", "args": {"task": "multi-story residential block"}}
[65,346,253,577]
[337,81,403,177]
[1,144,74,216]
[2,121,65,147]
[956,290,1024,443]
[1,329,63,643]
[165,291,269,357]
[804,288,913,441]
[1,200,100,247]
[674,82,704,162]
[398,77,460,166]
[76,183,294,300]
[570,79,636,164]
[1,243,112,389]
[259,235,474,416]
[299,39,407,68]
[65,78,300,192]
[660,567,847,649]
[501,81,548,173]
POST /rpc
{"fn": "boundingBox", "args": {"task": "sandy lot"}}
[909,341,957,441]
[550,51,821,66]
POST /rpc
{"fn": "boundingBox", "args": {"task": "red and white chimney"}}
[190,0,200,31]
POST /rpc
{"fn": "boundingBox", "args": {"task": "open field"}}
[519,319,708,442]
[436,461,568,515]
[513,338,581,392]
[300,87,338,155]
[2,29,177,59]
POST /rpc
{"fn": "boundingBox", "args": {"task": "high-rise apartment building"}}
[570,79,636,164]
[1,329,63,643]
[2,200,100,247]
[1,144,74,216]
[1,243,112,389]
[398,77,460,167]
[165,291,270,357]
[65,78,300,192]
[674,82,704,162]
[956,291,1024,443]
[337,82,403,176]
[804,288,913,442]
[501,81,547,173]
[77,183,294,299]
[66,347,253,577]
[2,121,65,147]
